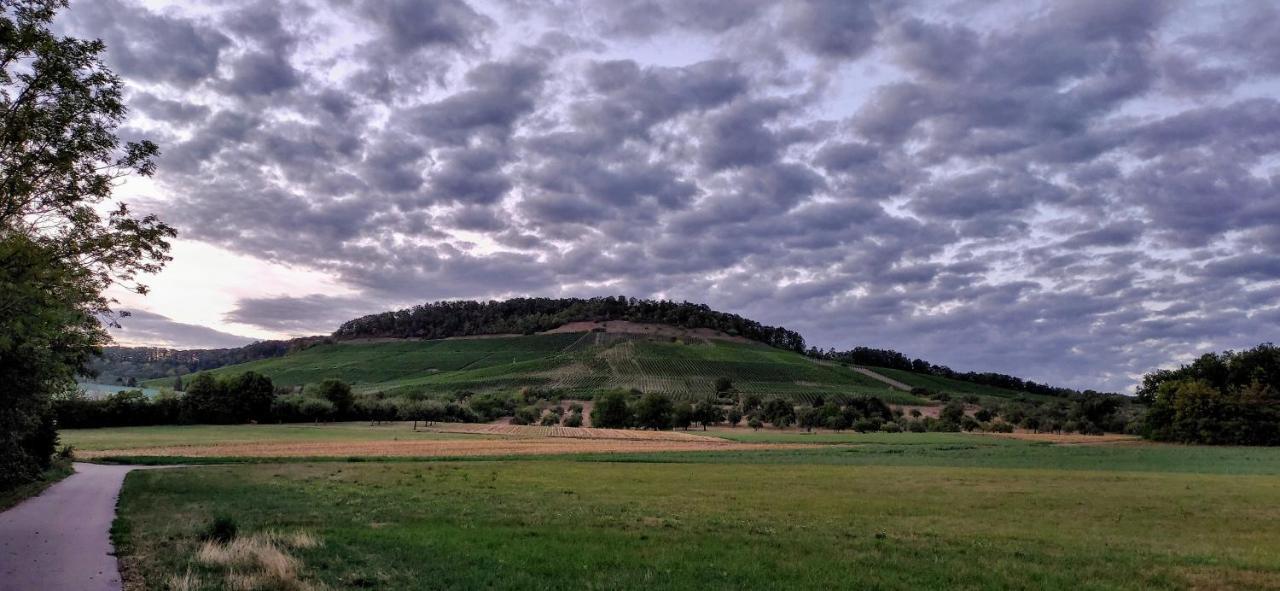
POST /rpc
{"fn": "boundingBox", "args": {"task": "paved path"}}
[851,366,914,391]
[0,463,151,591]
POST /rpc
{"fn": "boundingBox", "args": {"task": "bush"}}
[987,421,1015,433]
[880,421,902,433]
[727,407,743,426]
[540,413,560,426]
[853,418,881,433]
[311,379,354,418]
[563,412,583,427]
[299,397,335,423]
[907,420,927,433]
[747,416,764,431]
[201,515,238,543]
[511,406,541,426]
[591,390,634,428]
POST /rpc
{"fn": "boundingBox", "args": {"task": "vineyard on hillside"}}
[151,331,1023,405]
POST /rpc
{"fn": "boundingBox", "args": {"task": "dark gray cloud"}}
[225,295,376,334]
[77,0,1280,392]
[110,311,256,349]
[58,0,230,87]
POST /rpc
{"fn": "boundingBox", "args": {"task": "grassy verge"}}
[0,460,74,511]
[115,458,1280,590]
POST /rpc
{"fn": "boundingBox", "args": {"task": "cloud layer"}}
[65,0,1280,391]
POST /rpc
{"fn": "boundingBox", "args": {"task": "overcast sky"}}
[62,0,1280,392]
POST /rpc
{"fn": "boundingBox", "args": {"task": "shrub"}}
[540,413,560,426]
[747,416,764,431]
[311,379,354,418]
[591,390,634,428]
[511,406,541,426]
[880,421,902,433]
[853,418,881,433]
[727,407,743,426]
[988,421,1015,433]
[907,420,927,433]
[563,412,583,427]
[201,516,238,543]
[299,397,335,423]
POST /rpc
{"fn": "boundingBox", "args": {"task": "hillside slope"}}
[149,331,928,405]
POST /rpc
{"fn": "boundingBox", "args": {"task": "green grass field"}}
[61,422,488,451]
[144,333,924,404]
[111,439,1280,590]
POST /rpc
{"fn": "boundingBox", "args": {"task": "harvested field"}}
[426,422,724,442]
[76,438,811,459]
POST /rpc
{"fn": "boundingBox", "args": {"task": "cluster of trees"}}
[333,297,807,352]
[83,338,325,384]
[2,2,175,489]
[53,373,484,428]
[1138,343,1280,445]
[809,346,1087,398]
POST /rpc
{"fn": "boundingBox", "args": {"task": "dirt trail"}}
[851,367,913,390]
[0,463,163,591]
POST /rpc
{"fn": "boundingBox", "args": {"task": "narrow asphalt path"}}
[0,463,152,591]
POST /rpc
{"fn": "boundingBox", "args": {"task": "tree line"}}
[1138,343,1280,445]
[808,346,1091,398]
[333,296,808,352]
[85,337,327,385]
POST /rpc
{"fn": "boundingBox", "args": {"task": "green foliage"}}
[1,0,173,487]
[1137,344,1280,445]
[563,412,583,427]
[334,296,807,352]
[672,402,694,430]
[311,379,355,416]
[591,390,633,428]
[940,400,966,424]
[691,399,724,430]
[507,406,537,426]
[634,393,675,430]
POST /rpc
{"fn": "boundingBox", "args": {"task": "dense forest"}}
[333,296,808,352]
[1138,343,1279,445]
[807,346,1087,397]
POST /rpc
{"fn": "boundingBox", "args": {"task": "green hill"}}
[147,331,928,405]
[856,366,1054,403]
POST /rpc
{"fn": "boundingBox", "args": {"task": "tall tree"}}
[1,0,174,487]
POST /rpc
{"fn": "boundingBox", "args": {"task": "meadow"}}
[71,423,1280,590]
[113,449,1280,590]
